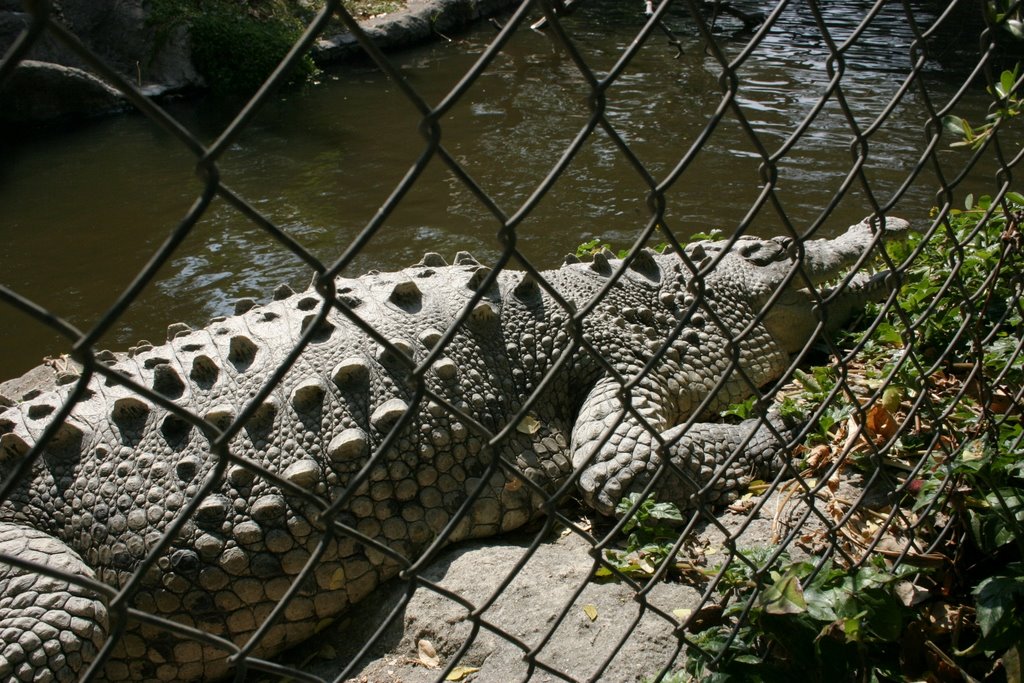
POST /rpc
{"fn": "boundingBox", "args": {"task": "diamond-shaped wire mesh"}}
[0,0,1021,680]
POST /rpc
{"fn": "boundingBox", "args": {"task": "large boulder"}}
[0,59,128,123]
[0,0,201,124]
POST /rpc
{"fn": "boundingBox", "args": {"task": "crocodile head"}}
[702,216,910,352]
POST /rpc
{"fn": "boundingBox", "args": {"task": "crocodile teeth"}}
[453,251,479,266]
[563,253,580,265]
[370,398,409,432]
[273,283,295,300]
[327,428,369,461]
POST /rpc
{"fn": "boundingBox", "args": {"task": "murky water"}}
[0,0,1002,378]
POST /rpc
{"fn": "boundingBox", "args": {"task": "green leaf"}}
[943,115,970,139]
[575,238,602,257]
[972,572,1024,650]
[842,614,863,642]
[1005,18,1024,39]
[721,396,758,420]
[1000,69,1016,98]
[759,569,808,615]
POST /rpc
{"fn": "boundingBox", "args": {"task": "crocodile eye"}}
[739,241,785,265]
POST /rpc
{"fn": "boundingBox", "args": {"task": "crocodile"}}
[0,216,908,682]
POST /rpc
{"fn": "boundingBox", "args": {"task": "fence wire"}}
[0,0,1022,681]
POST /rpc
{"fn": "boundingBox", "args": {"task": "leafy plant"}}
[151,0,317,94]
[682,556,920,682]
[592,200,1023,681]
[598,493,685,579]
[943,67,1022,149]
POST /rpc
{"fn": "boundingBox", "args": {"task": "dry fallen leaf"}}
[727,498,756,514]
[582,604,598,621]
[417,639,440,669]
[805,444,833,471]
[865,404,898,441]
[446,666,481,681]
[516,414,541,435]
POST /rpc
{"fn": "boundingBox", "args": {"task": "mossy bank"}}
[0,0,520,125]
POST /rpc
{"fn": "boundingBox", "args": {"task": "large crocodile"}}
[0,217,908,682]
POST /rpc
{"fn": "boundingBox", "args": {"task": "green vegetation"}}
[598,493,686,579]
[943,67,1022,150]
[150,0,318,94]
[591,196,1024,681]
[146,0,413,93]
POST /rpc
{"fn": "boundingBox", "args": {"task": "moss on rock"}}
[150,0,317,95]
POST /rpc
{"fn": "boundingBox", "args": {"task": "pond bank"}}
[0,0,521,126]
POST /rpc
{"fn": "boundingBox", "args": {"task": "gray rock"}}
[0,60,128,123]
[0,1,201,124]
[305,533,694,682]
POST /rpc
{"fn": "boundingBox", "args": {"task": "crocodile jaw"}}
[758,216,909,353]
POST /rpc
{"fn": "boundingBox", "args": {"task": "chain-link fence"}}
[1,0,1022,681]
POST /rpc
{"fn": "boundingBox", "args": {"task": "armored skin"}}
[0,217,908,681]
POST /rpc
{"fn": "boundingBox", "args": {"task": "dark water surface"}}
[0,0,1000,378]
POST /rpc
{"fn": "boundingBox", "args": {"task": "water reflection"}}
[0,0,1005,378]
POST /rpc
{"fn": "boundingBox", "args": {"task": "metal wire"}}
[0,0,1021,680]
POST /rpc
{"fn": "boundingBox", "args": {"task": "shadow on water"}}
[0,0,1010,378]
